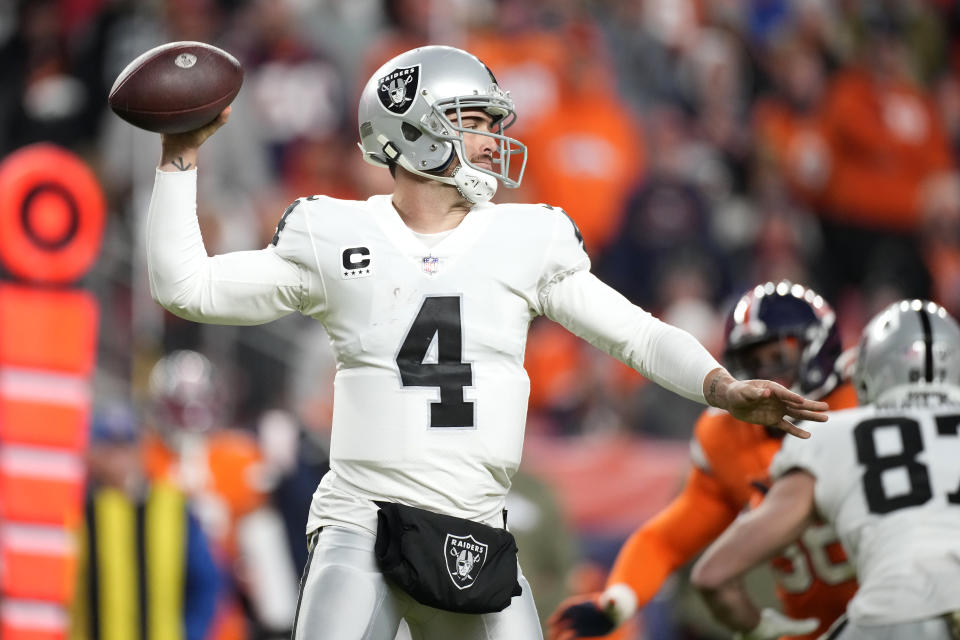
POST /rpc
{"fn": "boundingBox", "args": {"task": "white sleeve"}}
[770,425,821,480]
[146,169,307,325]
[541,271,721,403]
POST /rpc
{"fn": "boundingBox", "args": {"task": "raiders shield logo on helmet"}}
[377,65,421,115]
[444,533,488,590]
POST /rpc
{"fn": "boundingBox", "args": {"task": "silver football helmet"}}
[147,349,224,435]
[853,299,960,405]
[357,45,527,204]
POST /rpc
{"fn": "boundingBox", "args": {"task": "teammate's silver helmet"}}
[357,46,527,204]
[853,299,960,405]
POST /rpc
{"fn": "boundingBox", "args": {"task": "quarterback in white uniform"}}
[146,45,828,639]
[692,300,960,640]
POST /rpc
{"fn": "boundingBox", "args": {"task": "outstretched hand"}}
[704,369,828,438]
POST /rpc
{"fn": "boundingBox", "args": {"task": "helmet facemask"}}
[390,89,526,204]
[727,335,804,388]
[426,90,527,188]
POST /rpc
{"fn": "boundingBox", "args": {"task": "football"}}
[108,41,243,134]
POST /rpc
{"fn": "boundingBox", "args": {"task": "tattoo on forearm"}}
[707,376,720,405]
[171,157,192,171]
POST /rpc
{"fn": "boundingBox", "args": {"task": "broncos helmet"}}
[724,281,842,399]
[357,45,527,204]
[853,299,960,406]
[147,350,224,435]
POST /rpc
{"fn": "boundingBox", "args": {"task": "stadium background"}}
[1,0,959,638]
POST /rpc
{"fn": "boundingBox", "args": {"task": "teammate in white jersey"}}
[145,45,829,639]
[691,299,960,640]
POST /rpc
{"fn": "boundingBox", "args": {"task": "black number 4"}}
[396,296,474,428]
[854,415,960,514]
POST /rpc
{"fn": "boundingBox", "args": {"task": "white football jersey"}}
[274,193,589,532]
[147,169,722,534]
[771,403,960,625]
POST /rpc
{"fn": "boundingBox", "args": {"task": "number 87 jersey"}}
[271,194,591,534]
[771,404,960,626]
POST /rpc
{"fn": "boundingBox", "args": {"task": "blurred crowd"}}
[3,0,960,638]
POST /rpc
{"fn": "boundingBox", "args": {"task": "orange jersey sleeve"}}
[605,412,743,607]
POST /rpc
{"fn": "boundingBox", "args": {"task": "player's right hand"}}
[547,594,616,640]
[733,608,819,640]
[161,106,232,151]
[159,107,231,171]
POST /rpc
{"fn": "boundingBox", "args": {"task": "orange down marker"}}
[0,144,104,640]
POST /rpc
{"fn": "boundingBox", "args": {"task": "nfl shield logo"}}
[377,65,420,115]
[422,255,440,275]
[444,533,488,590]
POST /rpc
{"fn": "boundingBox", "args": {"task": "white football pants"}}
[292,525,543,640]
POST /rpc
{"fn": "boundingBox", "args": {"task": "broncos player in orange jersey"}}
[549,281,858,640]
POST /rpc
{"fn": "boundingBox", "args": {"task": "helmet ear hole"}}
[401,122,422,141]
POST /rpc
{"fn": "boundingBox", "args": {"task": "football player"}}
[143,350,299,639]
[549,281,858,640]
[692,300,960,640]
[144,46,828,639]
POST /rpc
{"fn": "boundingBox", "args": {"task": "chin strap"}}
[397,153,499,204]
[450,165,497,204]
[395,161,497,204]
[377,133,499,204]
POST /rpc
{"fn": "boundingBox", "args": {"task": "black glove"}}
[556,601,616,637]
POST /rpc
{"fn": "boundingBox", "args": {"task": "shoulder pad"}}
[272,198,303,246]
[271,195,325,246]
[539,203,584,249]
[825,382,859,410]
[692,408,744,463]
